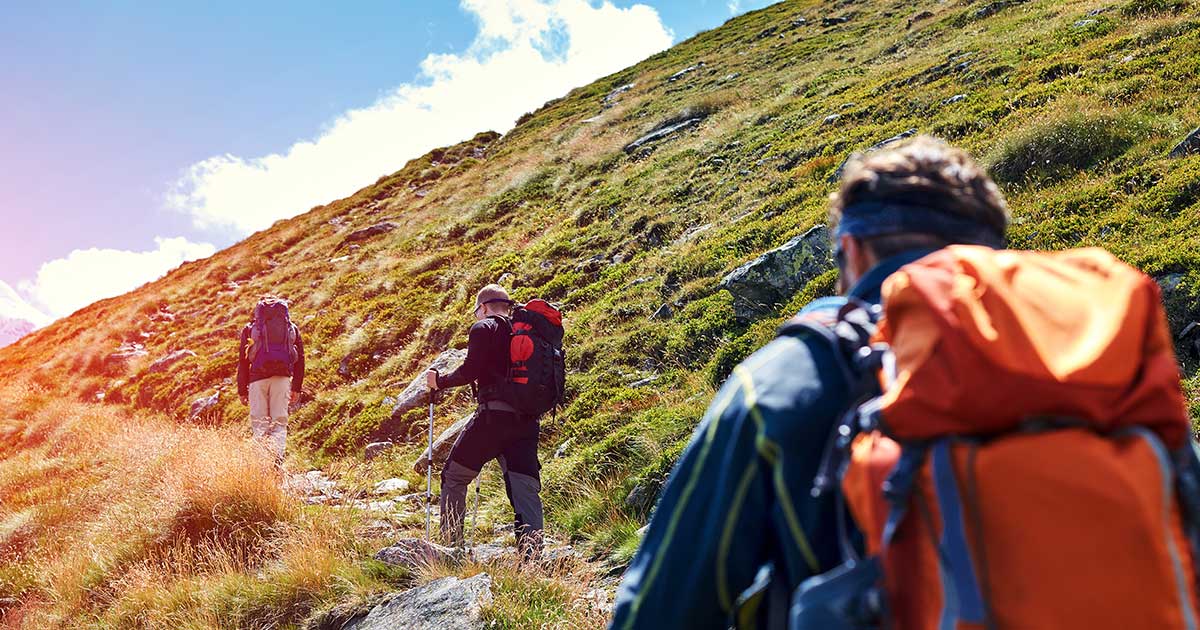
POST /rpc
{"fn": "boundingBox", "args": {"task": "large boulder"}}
[346,573,493,630]
[720,225,835,323]
[375,538,459,567]
[1169,127,1200,159]
[413,411,476,475]
[188,391,220,420]
[147,349,197,374]
[370,349,468,442]
[337,222,398,251]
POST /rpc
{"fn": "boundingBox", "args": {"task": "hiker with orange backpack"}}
[237,294,306,465]
[611,137,1013,629]
[426,284,566,559]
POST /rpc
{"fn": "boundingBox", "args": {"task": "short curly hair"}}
[829,135,1010,257]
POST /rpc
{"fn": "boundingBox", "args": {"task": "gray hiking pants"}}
[440,407,543,556]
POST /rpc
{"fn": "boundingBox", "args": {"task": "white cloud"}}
[727,0,742,14]
[168,0,674,236]
[0,281,49,327]
[20,237,216,319]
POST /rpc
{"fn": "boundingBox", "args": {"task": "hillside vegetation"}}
[3,0,1200,626]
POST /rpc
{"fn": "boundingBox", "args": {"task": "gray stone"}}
[147,349,197,374]
[414,411,477,475]
[649,303,673,321]
[602,82,636,109]
[346,573,493,630]
[105,342,148,370]
[821,16,849,26]
[667,63,705,83]
[1074,19,1099,27]
[188,391,220,420]
[630,375,660,388]
[624,117,705,154]
[944,94,968,105]
[626,479,662,516]
[1157,274,1200,353]
[338,222,398,250]
[388,349,468,423]
[365,441,395,460]
[828,129,918,183]
[373,478,412,495]
[1169,127,1200,159]
[720,225,835,323]
[554,438,574,459]
[375,539,456,567]
[822,113,841,126]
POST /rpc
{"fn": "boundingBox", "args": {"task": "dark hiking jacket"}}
[609,250,934,630]
[436,315,510,400]
[236,323,306,397]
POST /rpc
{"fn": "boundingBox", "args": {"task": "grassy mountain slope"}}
[4,0,1200,625]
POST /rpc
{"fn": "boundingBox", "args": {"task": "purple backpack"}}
[249,299,298,377]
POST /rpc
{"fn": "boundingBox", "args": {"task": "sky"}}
[0,0,777,325]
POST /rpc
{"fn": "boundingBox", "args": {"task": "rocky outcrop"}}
[364,441,394,460]
[188,391,220,420]
[375,538,457,566]
[828,129,918,183]
[720,225,835,322]
[370,349,468,443]
[1169,127,1200,159]
[346,573,493,630]
[625,117,706,154]
[104,342,149,371]
[373,478,412,495]
[147,349,197,374]
[337,222,398,251]
[413,411,476,475]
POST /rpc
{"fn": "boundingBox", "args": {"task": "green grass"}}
[4,0,1200,625]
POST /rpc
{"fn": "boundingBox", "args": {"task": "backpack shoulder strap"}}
[777,296,881,391]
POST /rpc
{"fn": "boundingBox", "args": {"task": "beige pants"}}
[249,376,291,462]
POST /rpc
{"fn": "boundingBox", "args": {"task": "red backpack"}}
[499,299,565,417]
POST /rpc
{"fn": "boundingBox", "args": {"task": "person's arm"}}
[291,327,305,392]
[237,326,250,399]
[434,321,490,389]
[609,377,771,629]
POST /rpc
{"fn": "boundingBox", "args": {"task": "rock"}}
[104,342,148,370]
[373,478,412,495]
[649,303,673,321]
[908,10,935,27]
[414,411,477,475]
[822,113,841,126]
[375,538,459,567]
[365,441,395,460]
[346,573,493,630]
[753,25,779,41]
[720,225,835,323]
[188,391,220,420]
[788,17,808,28]
[944,94,967,105]
[148,309,176,323]
[385,349,468,425]
[821,16,850,26]
[147,349,197,374]
[667,63,705,83]
[630,375,660,388]
[624,117,706,154]
[1074,18,1099,27]
[1169,127,1200,159]
[626,479,662,516]
[1156,274,1200,352]
[827,129,918,183]
[973,0,1028,19]
[602,82,635,109]
[337,222,398,250]
[554,438,574,459]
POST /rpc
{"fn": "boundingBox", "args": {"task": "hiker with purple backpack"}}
[237,295,306,465]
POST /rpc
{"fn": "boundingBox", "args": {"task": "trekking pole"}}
[468,474,481,554]
[426,388,436,543]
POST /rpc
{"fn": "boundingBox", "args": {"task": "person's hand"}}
[239,392,249,405]
[290,391,300,404]
[425,369,439,390]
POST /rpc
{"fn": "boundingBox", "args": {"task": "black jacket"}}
[436,316,510,398]
[237,323,306,396]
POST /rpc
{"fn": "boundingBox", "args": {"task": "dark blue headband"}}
[834,200,1004,250]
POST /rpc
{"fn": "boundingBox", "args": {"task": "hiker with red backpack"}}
[237,295,306,465]
[612,136,1200,629]
[426,283,565,559]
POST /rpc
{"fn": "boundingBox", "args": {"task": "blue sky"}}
[0,0,776,322]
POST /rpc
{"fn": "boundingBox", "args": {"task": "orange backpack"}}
[792,246,1200,630]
